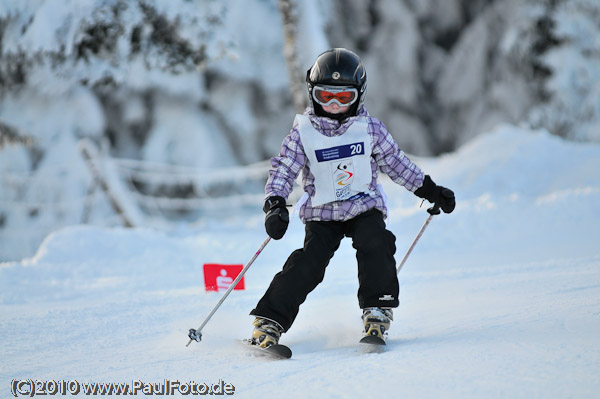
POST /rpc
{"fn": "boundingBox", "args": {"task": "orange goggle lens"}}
[313,86,358,106]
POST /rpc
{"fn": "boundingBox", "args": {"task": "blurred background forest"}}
[1,0,599,261]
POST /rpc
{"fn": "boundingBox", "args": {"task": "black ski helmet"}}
[306,48,367,119]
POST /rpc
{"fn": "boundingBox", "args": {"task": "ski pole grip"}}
[427,203,442,215]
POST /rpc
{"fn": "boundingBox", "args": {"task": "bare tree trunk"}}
[79,140,135,228]
[278,0,308,114]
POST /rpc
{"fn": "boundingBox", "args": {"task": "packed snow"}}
[3,0,600,263]
[1,124,599,398]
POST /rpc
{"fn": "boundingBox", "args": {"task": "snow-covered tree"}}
[0,0,246,260]
[529,0,600,141]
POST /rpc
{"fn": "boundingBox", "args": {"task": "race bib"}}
[297,115,373,206]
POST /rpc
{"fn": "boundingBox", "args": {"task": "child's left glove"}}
[414,175,456,214]
[263,196,289,239]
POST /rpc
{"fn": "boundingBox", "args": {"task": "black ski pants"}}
[250,209,399,331]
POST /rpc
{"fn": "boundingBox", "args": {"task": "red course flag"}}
[203,263,245,292]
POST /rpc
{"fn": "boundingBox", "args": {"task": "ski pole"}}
[396,204,441,274]
[186,236,272,347]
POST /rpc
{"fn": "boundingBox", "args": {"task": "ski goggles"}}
[312,85,358,107]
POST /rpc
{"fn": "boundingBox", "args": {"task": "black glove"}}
[263,196,289,240]
[414,175,456,214]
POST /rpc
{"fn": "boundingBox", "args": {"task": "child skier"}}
[249,48,455,348]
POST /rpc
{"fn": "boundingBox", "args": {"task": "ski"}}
[240,339,292,359]
[359,335,386,346]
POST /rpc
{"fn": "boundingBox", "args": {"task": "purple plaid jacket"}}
[265,105,424,222]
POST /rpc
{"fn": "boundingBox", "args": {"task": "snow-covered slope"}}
[1,125,599,398]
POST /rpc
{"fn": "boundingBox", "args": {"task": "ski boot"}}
[251,317,284,348]
[362,307,393,339]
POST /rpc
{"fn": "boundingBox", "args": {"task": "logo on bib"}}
[332,159,354,200]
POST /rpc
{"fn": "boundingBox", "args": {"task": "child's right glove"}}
[414,175,456,214]
[263,196,289,239]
